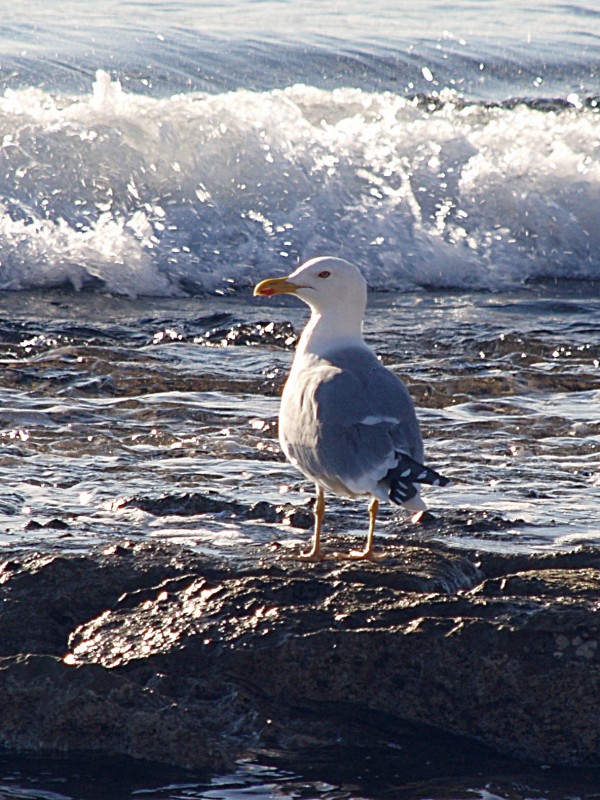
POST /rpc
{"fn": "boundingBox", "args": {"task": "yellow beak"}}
[253,276,301,297]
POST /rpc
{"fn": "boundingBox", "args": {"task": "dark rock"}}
[276,502,314,529]
[114,492,314,530]
[0,654,216,769]
[44,518,71,530]
[0,539,599,770]
[24,518,70,531]
[114,492,245,517]
[473,567,600,599]
[246,500,279,522]
[24,520,44,530]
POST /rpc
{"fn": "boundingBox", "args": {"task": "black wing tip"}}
[388,479,418,505]
[387,453,451,504]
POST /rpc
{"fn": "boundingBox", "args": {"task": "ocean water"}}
[0,1,599,798]
[1,1,600,295]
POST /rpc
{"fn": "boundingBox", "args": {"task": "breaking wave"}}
[1,70,599,295]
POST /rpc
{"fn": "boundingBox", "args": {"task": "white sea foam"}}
[0,71,599,295]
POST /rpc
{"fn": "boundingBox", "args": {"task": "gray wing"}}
[280,348,423,495]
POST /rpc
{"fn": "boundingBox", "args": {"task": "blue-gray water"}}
[0,1,599,798]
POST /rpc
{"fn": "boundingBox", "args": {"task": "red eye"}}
[318,270,331,278]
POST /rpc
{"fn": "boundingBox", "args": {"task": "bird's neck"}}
[296,306,366,359]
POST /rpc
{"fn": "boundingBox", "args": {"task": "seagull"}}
[254,256,450,560]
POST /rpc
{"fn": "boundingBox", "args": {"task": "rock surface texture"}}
[0,532,599,769]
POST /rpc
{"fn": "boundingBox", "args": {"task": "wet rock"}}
[0,654,216,769]
[0,539,599,769]
[473,567,600,599]
[390,507,526,536]
[116,492,246,517]
[276,502,313,529]
[23,520,44,530]
[115,492,314,529]
[24,518,70,531]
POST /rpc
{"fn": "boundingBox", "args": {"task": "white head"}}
[254,256,367,317]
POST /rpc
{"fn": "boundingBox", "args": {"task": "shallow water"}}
[0,751,600,800]
[0,283,597,557]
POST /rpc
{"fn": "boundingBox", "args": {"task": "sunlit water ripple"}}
[0,285,597,558]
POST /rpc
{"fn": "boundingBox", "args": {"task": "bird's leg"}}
[348,497,379,560]
[299,485,325,560]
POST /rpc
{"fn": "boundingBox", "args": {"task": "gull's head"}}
[253,257,367,314]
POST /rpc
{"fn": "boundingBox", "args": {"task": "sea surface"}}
[0,1,599,798]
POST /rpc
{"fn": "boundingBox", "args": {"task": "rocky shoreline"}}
[0,513,599,772]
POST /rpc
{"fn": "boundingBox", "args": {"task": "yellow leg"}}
[349,497,379,560]
[299,485,325,560]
